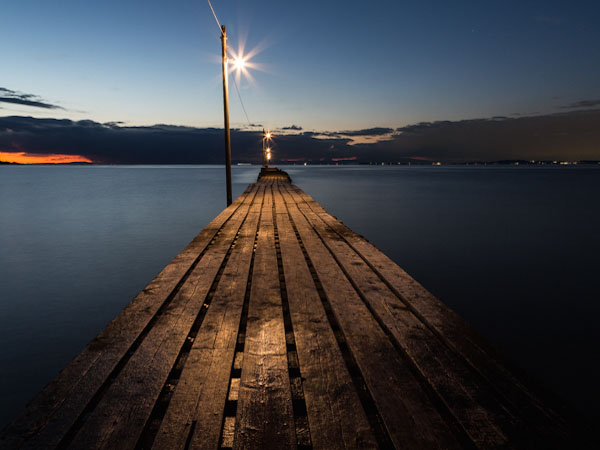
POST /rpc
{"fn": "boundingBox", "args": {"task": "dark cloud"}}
[315,127,394,138]
[1,110,599,164]
[338,127,394,136]
[560,99,600,109]
[281,125,302,130]
[375,110,600,162]
[0,87,63,110]
[0,117,236,164]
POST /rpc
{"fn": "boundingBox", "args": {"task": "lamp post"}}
[262,129,266,167]
[262,129,272,168]
[220,25,232,206]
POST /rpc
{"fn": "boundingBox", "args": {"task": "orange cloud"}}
[0,152,92,164]
[331,156,357,161]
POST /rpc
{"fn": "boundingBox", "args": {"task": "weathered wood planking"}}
[288,185,577,442]
[273,185,377,449]
[287,187,523,448]
[234,183,296,450]
[151,184,265,450]
[281,185,463,450]
[0,169,592,450]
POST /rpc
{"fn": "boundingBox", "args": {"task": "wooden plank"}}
[272,183,377,450]
[151,184,265,450]
[292,186,573,442]
[286,186,526,449]
[233,186,296,450]
[279,187,462,450]
[0,187,255,450]
[64,189,258,450]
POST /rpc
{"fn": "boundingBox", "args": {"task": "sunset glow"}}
[0,152,92,164]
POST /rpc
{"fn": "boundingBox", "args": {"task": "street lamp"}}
[210,0,258,204]
[220,25,256,205]
[262,129,273,168]
[232,56,246,72]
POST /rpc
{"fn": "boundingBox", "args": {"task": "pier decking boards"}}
[1,169,592,449]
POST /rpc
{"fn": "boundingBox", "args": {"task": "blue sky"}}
[1,0,599,131]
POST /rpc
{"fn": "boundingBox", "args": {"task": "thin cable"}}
[207,0,223,35]
[231,75,252,125]
[207,0,253,126]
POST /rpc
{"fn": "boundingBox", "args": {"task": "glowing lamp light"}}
[232,57,246,72]
[262,130,273,167]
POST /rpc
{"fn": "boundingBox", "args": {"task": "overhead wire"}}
[207,0,223,34]
[207,0,253,127]
[231,76,252,125]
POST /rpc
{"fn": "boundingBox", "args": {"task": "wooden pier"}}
[0,169,592,449]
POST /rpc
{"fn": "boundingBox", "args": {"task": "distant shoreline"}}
[2,160,599,166]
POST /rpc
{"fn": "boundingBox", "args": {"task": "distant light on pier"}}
[262,130,273,167]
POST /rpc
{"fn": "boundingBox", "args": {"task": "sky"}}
[1,0,599,163]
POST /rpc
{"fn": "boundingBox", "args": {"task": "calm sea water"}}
[1,164,599,428]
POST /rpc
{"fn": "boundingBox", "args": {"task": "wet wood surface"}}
[0,169,591,450]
